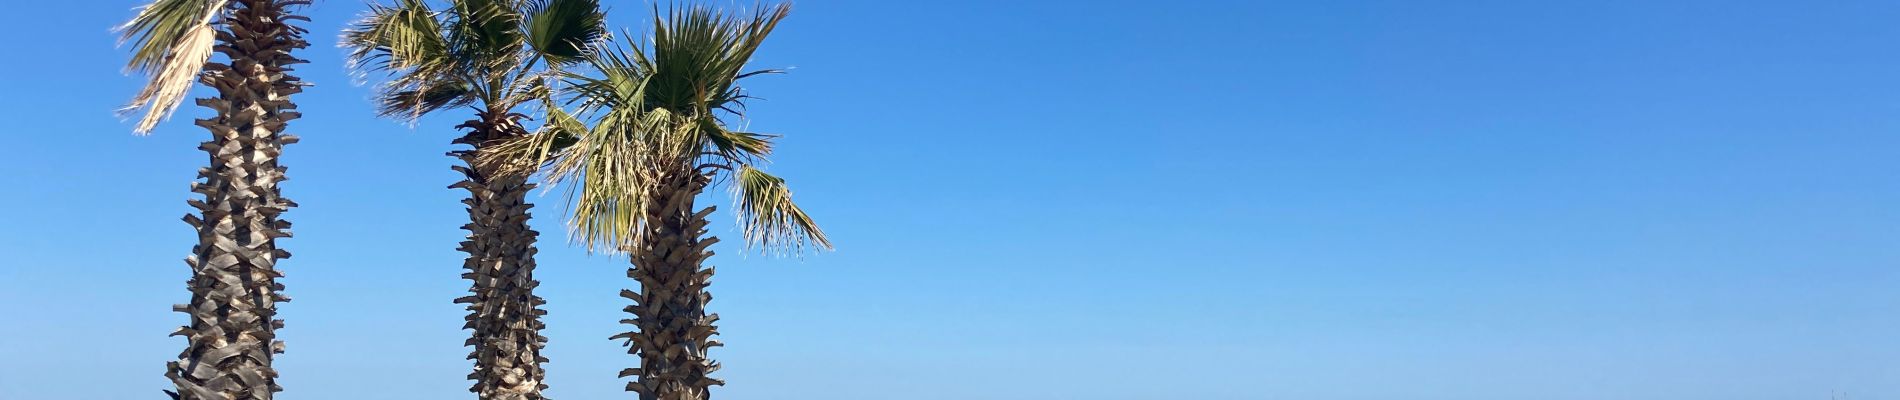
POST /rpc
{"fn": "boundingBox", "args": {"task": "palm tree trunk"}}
[165,1,306,399]
[452,111,551,400]
[618,173,725,400]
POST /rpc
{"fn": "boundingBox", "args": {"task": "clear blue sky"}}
[2,1,1897,399]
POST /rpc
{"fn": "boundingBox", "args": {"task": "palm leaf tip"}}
[733,164,831,253]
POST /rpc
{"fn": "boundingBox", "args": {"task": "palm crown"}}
[484,4,829,254]
[343,0,605,120]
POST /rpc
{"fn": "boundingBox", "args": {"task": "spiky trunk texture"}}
[165,1,307,399]
[451,110,551,400]
[616,172,726,400]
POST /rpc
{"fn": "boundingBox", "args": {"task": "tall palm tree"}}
[484,4,827,399]
[117,0,310,398]
[342,0,603,398]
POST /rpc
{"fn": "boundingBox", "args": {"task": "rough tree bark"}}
[451,110,551,400]
[166,1,308,399]
[616,172,726,400]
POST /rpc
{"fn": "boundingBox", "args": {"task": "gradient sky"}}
[2,1,1898,399]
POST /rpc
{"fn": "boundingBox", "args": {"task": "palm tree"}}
[483,4,828,399]
[342,0,603,398]
[117,0,309,398]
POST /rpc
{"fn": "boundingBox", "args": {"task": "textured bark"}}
[452,110,551,400]
[615,172,725,400]
[166,1,307,399]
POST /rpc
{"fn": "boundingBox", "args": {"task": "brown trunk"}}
[166,1,307,399]
[452,110,551,400]
[616,172,725,400]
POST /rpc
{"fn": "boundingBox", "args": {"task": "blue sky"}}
[2,1,1897,399]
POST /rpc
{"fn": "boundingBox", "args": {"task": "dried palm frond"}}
[116,0,228,134]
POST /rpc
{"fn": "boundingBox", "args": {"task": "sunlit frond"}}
[342,0,450,75]
[567,107,686,252]
[116,0,228,134]
[733,165,830,253]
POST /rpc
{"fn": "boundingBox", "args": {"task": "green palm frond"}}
[733,165,830,252]
[116,0,229,134]
[644,4,788,114]
[543,33,652,116]
[378,82,477,118]
[448,0,527,71]
[343,0,473,120]
[698,117,772,161]
[343,0,451,75]
[524,0,606,65]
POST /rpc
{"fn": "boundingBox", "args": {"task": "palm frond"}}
[116,0,228,134]
[448,0,527,72]
[343,0,479,120]
[633,3,789,162]
[645,3,788,113]
[342,0,451,75]
[555,32,651,114]
[698,117,772,162]
[524,0,606,65]
[567,108,685,251]
[377,82,476,118]
[732,164,830,253]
